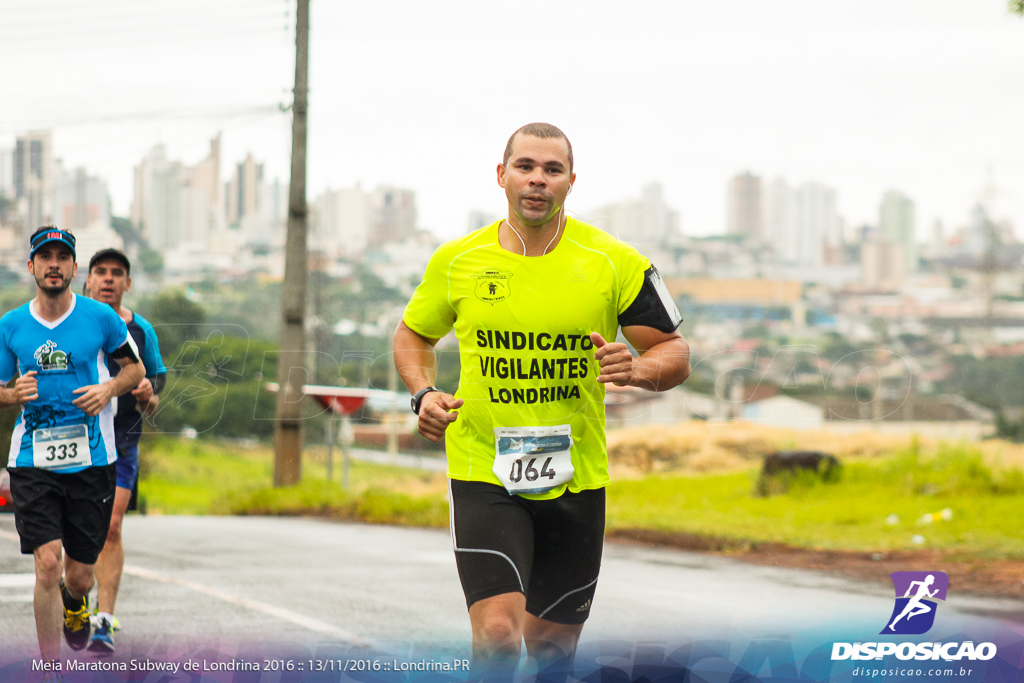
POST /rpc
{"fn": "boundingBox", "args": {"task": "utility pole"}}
[273,0,310,487]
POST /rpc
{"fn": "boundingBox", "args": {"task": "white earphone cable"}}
[506,198,567,256]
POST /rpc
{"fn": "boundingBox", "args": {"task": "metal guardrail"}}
[348,448,447,472]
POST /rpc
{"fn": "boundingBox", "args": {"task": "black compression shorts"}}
[448,479,605,625]
[9,464,116,563]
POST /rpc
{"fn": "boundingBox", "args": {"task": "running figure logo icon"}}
[881,571,949,635]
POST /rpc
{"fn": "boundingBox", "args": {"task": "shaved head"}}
[504,123,573,172]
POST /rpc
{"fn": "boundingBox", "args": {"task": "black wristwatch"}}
[411,386,440,414]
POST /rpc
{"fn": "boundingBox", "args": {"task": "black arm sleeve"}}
[110,341,140,363]
[151,374,167,395]
[617,266,683,333]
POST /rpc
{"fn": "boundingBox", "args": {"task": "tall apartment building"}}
[765,177,793,249]
[218,150,288,248]
[49,159,121,261]
[0,148,13,198]
[370,186,417,248]
[14,131,54,229]
[766,177,839,268]
[313,184,418,258]
[726,172,764,241]
[879,190,916,273]
[132,136,223,251]
[590,182,681,259]
[253,178,288,246]
[226,152,262,225]
[794,182,839,267]
[131,144,175,248]
[314,187,371,258]
[184,134,222,246]
[52,163,110,232]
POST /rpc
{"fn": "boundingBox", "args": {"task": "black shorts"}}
[9,464,116,564]
[448,479,605,625]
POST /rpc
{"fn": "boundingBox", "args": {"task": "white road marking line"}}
[123,564,371,646]
[0,594,34,602]
[0,573,35,587]
[1,528,374,649]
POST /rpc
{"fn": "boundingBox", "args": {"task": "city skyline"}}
[1,0,1022,242]
[0,129,1010,260]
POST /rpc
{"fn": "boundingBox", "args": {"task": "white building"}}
[766,176,793,251]
[794,182,840,267]
[131,144,178,249]
[245,178,288,247]
[52,162,110,233]
[14,131,54,230]
[741,395,825,430]
[962,204,995,258]
[226,152,260,226]
[879,189,916,273]
[768,177,839,268]
[179,135,224,249]
[223,152,286,248]
[370,186,418,248]
[0,147,13,198]
[313,184,419,259]
[587,182,680,268]
[727,172,763,242]
[131,136,225,253]
[314,186,372,258]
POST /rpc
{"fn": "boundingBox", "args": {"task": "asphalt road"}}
[2,514,1022,668]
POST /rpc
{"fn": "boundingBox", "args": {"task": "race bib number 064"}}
[492,425,574,495]
[32,424,92,470]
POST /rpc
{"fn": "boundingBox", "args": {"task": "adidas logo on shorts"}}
[576,599,591,612]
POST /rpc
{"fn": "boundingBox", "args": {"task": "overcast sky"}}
[2,0,1023,242]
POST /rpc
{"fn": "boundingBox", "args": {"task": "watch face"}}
[412,387,437,414]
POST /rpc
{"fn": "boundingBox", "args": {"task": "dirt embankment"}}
[607,528,1024,601]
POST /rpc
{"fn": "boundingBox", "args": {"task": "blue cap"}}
[30,228,76,260]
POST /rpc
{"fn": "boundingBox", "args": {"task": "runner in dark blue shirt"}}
[84,248,166,654]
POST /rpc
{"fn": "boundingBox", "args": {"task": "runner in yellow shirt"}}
[394,123,691,681]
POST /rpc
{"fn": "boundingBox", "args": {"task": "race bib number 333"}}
[492,425,574,495]
[32,424,92,470]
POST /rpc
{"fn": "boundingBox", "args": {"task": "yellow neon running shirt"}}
[403,217,649,499]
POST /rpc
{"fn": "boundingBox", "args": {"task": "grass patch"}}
[879,441,1024,496]
[138,436,448,520]
[608,444,1024,559]
[224,482,448,527]
[137,435,1024,559]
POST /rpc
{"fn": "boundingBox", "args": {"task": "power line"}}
[1,7,288,33]
[0,25,290,51]
[2,0,287,19]
[0,17,289,43]
[0,105,286,133]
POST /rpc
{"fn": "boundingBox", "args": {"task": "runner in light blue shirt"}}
[0,226,144,664]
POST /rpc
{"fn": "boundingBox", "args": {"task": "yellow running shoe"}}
[60,581,91,651]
